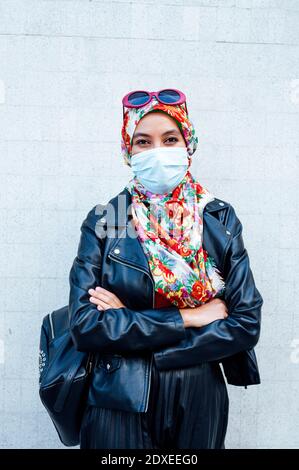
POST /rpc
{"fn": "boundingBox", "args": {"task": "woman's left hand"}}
[88,286,126,310]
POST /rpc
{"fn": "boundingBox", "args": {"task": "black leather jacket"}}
[68,187,263,413]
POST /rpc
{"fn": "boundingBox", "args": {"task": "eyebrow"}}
[133,129,180,139]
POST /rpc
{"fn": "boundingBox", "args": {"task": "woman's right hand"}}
[179,298,229,328]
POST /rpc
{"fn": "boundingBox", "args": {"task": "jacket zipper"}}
[87,351,94,374]
[108,252,155,413]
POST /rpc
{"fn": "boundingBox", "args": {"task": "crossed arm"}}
[69,204,263,363]
[68,206,188,354]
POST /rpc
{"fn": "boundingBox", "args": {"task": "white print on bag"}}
[39,349,47,377]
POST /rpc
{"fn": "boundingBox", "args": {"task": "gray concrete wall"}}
[0,0,298,449]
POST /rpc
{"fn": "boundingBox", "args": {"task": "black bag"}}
[39,305,94,447]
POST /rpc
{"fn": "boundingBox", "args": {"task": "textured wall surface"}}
[0,0,298,449]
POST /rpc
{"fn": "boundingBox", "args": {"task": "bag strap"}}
[53,351,92,413]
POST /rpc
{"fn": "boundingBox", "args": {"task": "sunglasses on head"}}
[122,88,188,118]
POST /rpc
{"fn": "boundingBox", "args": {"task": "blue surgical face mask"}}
[130,146,189,194]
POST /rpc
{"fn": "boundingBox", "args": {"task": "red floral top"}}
[154,290,173,308]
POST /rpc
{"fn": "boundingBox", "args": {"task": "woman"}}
[68,89,263,449]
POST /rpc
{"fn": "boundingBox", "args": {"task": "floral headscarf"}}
[121,96,198,166]
[123,96,226,308]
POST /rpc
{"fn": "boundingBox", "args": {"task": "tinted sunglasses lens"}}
[127,91,149,106]
[158,89,180,104]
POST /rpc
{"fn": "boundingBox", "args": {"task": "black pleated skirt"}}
[80,359,229,449]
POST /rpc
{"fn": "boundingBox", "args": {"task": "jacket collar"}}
[104,187,230,227]
[104,187,231,277]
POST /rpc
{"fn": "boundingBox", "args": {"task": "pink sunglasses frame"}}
[122,88,188,118]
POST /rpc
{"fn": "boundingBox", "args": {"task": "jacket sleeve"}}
[68,205,187,354]
[153,204,263,370]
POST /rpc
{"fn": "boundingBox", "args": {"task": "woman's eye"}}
[135,137,178,145]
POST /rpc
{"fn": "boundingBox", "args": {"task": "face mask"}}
[130,146,189,194]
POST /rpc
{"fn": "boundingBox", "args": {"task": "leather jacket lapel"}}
[202,210,231,275]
